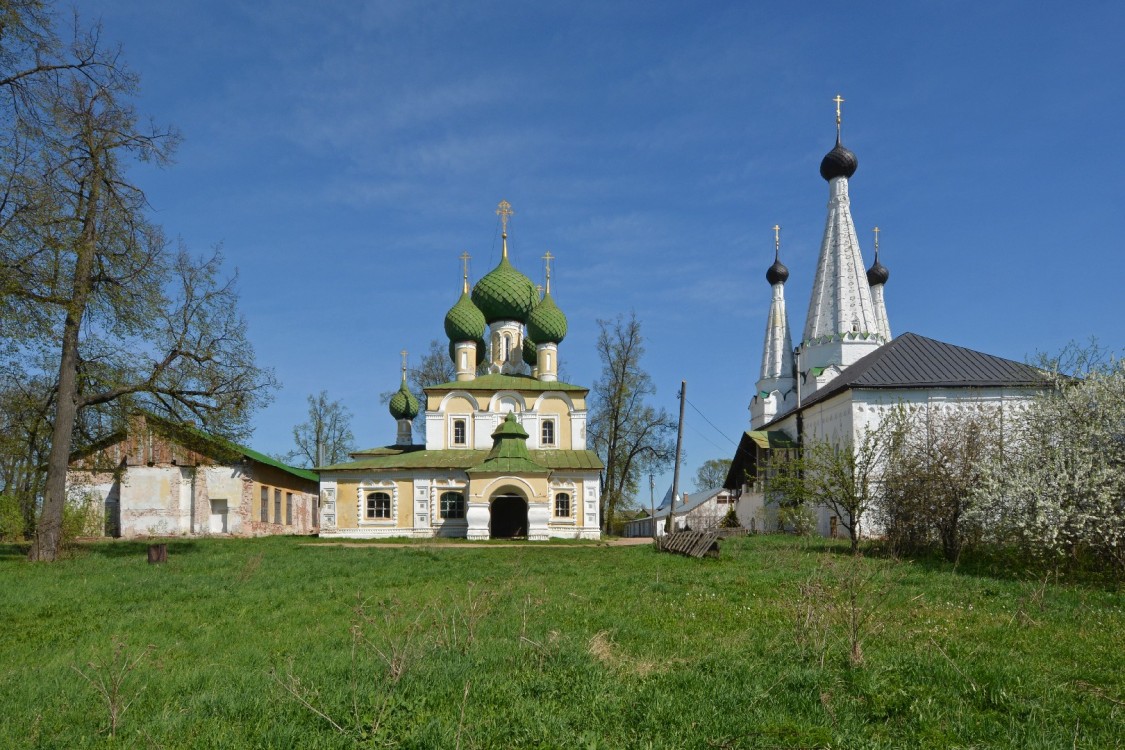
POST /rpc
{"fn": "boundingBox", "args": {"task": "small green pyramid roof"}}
[527,290,567,344]
[467,412,549,474]
[444,287,487,344]
[388,372,420,421]
[471,249,538,324]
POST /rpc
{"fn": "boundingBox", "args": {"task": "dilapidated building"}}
[67,413,319,538]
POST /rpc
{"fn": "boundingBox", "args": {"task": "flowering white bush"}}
[970,359,1125,575]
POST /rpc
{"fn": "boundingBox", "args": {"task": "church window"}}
[554,493,571,518]
[541,419,556,446]
[274,489,282,524]
[452,419,467,445]
[366,492,392,520]
[501,334,510,362]
[440,491,465,519]
[260,487,269,523]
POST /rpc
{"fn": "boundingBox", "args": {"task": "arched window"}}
[366,492,391,520]
[541,419,555,447]
[554,492,571,518]
[452,419,467,445]
[501,334,511,362]
[440,491,465,520]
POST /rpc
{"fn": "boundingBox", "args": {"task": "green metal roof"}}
[746,430,799,450]
[425,373,587,393]
[131,412,320,483]
[471,255,538,324]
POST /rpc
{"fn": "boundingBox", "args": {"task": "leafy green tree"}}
[588,312,675,534]
[694,458,732,492]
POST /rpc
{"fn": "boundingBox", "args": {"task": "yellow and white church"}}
[316,202,603,540]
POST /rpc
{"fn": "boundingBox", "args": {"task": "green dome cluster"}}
[527,291,567,344]
[444,290,487,344]
[388,379,420,421]
[471,257,538,324]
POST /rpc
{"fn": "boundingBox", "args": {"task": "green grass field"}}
[1,535,1121,749]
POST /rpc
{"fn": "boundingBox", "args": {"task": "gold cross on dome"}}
[459,251,471,281]
[773,224,781,256]
[873,226,880,253]
[400,349,408,375]
[833,94,845,125]
[542,250,554,292]
[496,200,514,234]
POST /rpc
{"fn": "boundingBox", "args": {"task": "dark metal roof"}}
[773,333,1049,423]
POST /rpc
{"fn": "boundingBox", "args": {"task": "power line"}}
[684,397,739,447]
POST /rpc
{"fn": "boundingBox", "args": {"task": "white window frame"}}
[541,418,556,447]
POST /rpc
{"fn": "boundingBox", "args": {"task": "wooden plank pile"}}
[656,530,721,558]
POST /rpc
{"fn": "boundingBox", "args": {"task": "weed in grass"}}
[71,636,155,738]
[432,581,496,654]
[788,552,897,669]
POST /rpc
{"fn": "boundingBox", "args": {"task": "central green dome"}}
[471,255,538,324]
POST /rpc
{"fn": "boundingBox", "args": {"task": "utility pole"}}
[665,380,686,535]
[649,473,656,540]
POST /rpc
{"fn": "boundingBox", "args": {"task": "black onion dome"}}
[766,257,789,285]
[866,257,889,286]
[819,138,858,181]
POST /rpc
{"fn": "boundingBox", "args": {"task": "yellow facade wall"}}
[333,477,415,528]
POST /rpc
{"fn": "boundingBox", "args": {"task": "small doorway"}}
[490,494,527,538]
[209,499,229,534]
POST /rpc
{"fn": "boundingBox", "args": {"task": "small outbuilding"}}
[67,413,319,538]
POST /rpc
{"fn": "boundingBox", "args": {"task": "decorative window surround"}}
[357,479,397,525]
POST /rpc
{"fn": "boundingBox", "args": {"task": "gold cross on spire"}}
[773,224,781,258]
[400,349,408,377]
[872,226,880,255]
[542,250,554,293]
[459,251,471,292]
[496,200,514,235]
[833,93,844,139]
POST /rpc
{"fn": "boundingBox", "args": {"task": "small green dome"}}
[527,291,567,344]
[522,335,537,367]
[471,256,538,324]
[444,290,486,344]
[388,377,420,421]
[447,339,486,368]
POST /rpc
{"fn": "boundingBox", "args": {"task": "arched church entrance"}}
[490,494,528,538]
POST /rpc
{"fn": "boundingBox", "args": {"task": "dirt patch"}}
[587,630,661,677]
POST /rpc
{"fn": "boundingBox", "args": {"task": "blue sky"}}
[79,1,1124,496]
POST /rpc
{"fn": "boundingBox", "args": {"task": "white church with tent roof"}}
[725,97,1047,537]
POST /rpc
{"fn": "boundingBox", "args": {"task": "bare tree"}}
[286,391,355,468]
[0,10,275,560]
[768,429,890,553]
[588,313,675,534]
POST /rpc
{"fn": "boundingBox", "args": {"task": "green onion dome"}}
[471,255,538,324]
[444,288,487,344]
[522,335,538,367]
[527,291,567,345]
[388,376,420,421]
[448,338,487,367]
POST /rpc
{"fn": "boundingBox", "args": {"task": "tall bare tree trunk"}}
[28,169,99,562]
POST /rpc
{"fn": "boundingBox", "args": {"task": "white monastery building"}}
[728,99,1046,536]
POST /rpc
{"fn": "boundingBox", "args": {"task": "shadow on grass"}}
[0,539,206,563]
